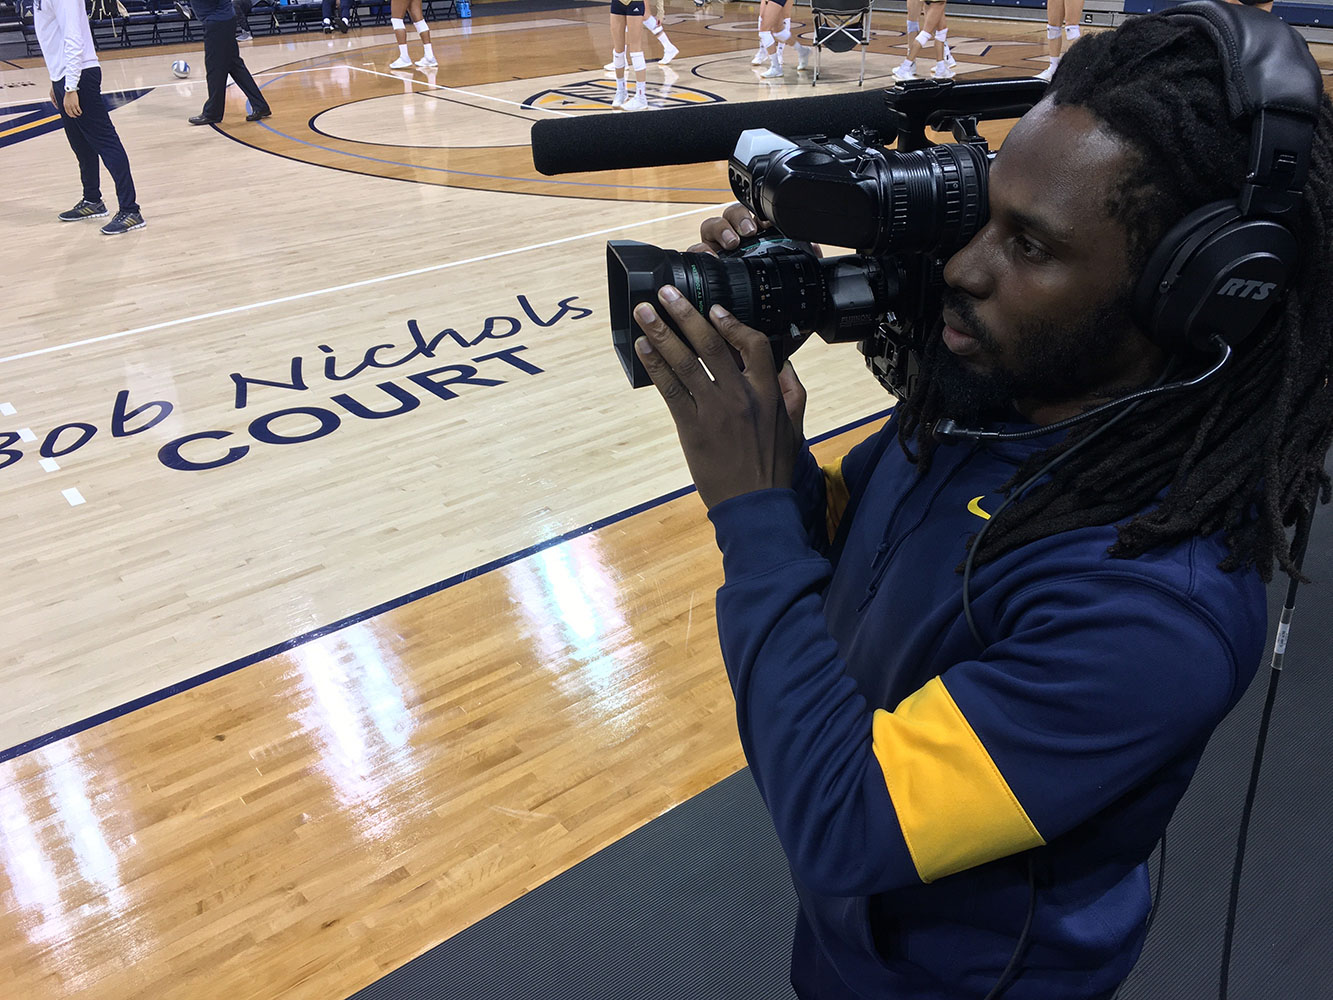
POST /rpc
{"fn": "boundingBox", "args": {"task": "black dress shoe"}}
[189,114,220,125]
[246,107,272,122]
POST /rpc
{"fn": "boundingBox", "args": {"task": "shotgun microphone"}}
[530,89,900,175]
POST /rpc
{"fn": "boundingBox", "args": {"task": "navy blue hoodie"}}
[707,411,1266,999]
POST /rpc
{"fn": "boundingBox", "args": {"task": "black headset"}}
[1131,1,1322,354]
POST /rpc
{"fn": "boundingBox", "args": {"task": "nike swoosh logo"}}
[967,496,992,521]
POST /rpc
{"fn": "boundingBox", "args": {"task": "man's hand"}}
[687,203,763,257]
[63,89,82,118]
[634,285,805,510]
[686,202,824,260]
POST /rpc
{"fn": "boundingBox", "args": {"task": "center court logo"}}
[526,79,726,112]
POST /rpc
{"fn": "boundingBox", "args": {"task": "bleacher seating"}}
[9,0,460,53]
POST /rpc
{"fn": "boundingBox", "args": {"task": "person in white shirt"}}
[32,0,145,234]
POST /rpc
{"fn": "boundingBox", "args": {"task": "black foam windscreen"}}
[530,89,897,175]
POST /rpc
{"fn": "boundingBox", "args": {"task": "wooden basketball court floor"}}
[2,6,1331,997]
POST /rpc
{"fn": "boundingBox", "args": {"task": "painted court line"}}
[0,205,720,366]
[347,64,574,117]
[0,402,14,415]
[38,458,59,472]
[0,406,893,764]
[62,488,85,507]
[17,429,36,442]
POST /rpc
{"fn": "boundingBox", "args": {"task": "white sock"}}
[423,43,434,57]
[398,43,409,58]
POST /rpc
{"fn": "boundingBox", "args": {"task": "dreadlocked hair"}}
[900,14,1333,583]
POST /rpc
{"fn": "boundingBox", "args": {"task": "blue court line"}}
[245,71,731,194]
[0,406,895,764]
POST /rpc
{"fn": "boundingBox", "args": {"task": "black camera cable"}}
[950,336,1235,998]
[1217,498,1314,1000]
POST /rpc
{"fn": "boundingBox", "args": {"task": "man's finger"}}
[722,203,761,238]
[634,334,696,420]
[655,286,747,394]
[698,215,741,253]
[634,298,714,402]
[708,305,778,386]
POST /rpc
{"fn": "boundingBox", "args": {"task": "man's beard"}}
[925,287,1139,424]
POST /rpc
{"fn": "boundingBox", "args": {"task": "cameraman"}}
[631,9,1333,999]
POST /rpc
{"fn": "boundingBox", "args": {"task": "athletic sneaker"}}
[892,61,916,81]
[58,199,109,222]
[945,44,956,68]
[338,16,350,31]
[760,63,783,78]
[795,42,810,71]
[388,55,413,69]
[100,210,146,236]
[933,62,954,79]
[416,54,438,68]
[236,28,252,40]
[624,91,649,111]
[322,18,333,32]
[612,85,628,108]
[1036,60,1057,82]
[751,50,768,65]
[660,40,678,65]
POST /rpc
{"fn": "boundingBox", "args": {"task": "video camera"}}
[606,78,1048,399]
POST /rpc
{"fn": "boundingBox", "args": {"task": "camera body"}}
[607,78,1049,396]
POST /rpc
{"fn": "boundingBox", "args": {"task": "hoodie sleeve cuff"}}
[707,488,817,581]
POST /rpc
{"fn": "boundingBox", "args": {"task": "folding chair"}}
[809,0,873,87]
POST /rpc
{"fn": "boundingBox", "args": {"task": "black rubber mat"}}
[352,470,1332,1000]
[347,768,799,1000]
[1118,467,1333,998]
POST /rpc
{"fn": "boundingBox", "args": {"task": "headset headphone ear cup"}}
[1133,201,1298,353]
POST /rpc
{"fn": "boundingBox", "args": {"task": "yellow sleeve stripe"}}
[823,458,850,545]
[871,676,1045,883]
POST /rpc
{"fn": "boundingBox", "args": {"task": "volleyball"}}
[171,60,190,78]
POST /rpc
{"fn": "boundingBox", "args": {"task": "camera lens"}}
[607,240,825,387]
[875,143,990,255]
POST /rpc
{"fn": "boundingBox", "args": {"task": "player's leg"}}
[758,0,786,77]
[624,8,650,109]
[1038,0,1063,79]
[643,12,678,64]
[752,0,772,64]
[773,7,809,75]
[896,0,923,78]
[610,9,629,106]
[408,0,435,67]
[389,0,412,67]
[927,2,951,79]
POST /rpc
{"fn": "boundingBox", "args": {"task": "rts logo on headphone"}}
[1217,278,1278,300]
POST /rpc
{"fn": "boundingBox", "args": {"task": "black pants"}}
[54,67,139,214]
[321,0,351,19]
[201,17,269,121]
